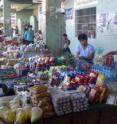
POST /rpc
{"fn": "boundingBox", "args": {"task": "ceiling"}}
[11,4,38,11]
[8,0,42,4]
[0,0,42,11]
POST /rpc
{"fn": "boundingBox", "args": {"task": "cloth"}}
[63,38,70,48]
[24,30,34,42]
[62,47,71,54]
[77,44,95,58]
[76,60,92,72]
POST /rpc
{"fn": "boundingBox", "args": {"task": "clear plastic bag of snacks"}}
[94,47,104,65]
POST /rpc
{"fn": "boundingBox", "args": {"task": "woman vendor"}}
[77,33,95,64]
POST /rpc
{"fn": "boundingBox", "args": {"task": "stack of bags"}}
[30,85,55,118]
[52,92,88,116]
[0,96,43,124]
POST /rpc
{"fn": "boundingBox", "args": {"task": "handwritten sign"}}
[65,8,73,20]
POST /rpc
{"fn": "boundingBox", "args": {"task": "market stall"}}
[0,37,117,124]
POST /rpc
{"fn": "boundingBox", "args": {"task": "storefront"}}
[65,0,97,55]
[65,0,117,56]
[0,0,117,123]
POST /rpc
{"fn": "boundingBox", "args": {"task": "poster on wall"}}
[97,12,117,40]
[113,13,117,25]
[97,12,110,32]
[65,8,73,20]
[97,12,117,33]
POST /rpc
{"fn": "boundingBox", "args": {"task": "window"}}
[75,7,96,38]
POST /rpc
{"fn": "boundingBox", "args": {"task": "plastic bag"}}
[16,109,28,124]
[31,107,43,123]
[96,74,106,86]
[94,47,104,65]
[4,110,16,123]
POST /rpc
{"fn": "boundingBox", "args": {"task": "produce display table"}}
[39,105,117,124]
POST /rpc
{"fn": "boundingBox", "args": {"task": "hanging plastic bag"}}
[94,47,104,65]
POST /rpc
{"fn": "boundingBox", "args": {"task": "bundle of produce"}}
[3,50,21,59]
[55,57,66,66]
[36,57,55,71]
[62,72,98,91]
[49,68,64,87]
[62,52,76,67]
[7,59,21,66]
[37,71,49,82]
[0,68,17,79]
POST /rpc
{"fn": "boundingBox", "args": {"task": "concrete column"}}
[3,0,11,36]
[42,0,65,56]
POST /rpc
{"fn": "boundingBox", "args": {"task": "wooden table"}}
[39,105,117,124]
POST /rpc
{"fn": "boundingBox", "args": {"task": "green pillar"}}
[42,0,65,56]
[3,0,11,36]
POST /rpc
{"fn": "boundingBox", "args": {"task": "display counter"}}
[39,104,117,124]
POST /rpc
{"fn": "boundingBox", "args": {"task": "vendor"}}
[77,33,95,63]
[35,30,43,42]
[62,33,71,54]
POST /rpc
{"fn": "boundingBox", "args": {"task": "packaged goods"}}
[31,107,43,123]
[16,109,28,124]
[30,85,48,94]
[4,110,16,123]
[96,74,106,86]
[52,92,72,116]
[70,92,88,112]
[103,55,114,68]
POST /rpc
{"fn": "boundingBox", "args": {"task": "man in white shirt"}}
[77,33,95,63]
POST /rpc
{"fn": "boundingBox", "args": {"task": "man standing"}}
[24,25,34,45]
[62,33,71,54]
